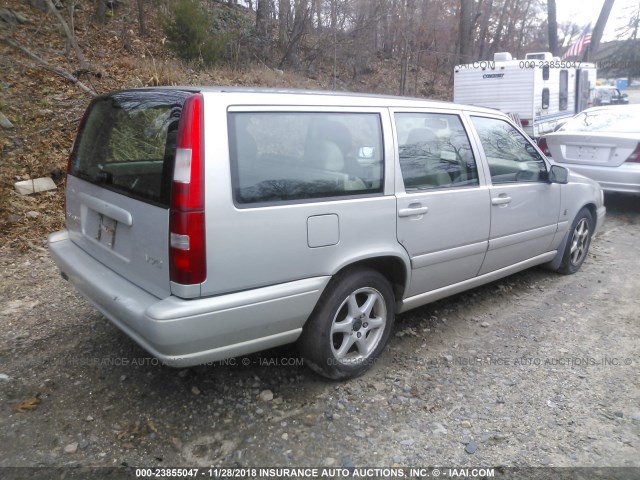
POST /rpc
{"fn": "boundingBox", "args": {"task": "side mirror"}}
[549,165,569,184]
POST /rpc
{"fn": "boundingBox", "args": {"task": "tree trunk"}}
[458,0,473,64]
[504,0,522,51]
[399,35,409,96]
[94,0,107,24]
[278,0,290,48]
[256,0,271,57]
[2,38,96,96]
[477,0,493,59]
[583,0,615,61]
[488,0,513,58]
[137,0,146,36]
[516,0,533,57]
[313,0,322,32]
[382,1,392,55]
[547,0,558,55]
[329,0,337,30]
[121,7,131,52]
[279,0,309,68]
[47,0,90,71]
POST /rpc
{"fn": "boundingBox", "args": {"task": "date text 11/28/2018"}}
[135,467,496,478]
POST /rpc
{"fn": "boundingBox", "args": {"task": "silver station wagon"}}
[49,88,605,379]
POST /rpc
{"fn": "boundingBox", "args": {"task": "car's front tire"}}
[298,267,395,380]
[557,207,594,274]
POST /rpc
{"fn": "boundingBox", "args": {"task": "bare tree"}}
[256,0,271,58]
[583,0,616,61]
[458,0,474,64]
[279,0,311,68]
[137,0,146,36]
[488,0,514,58]
[46,0,90,72]
[515,0,533,57]
[256,0,271,38]
[313,0,322,32]
[278,0,291,48]
[477,0,494,59]
[1,38,96,96]
[608,3,640,81]
[94,0,107,24]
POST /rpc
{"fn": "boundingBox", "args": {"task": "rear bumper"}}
[48,230,329,366]
[561,163,640,193]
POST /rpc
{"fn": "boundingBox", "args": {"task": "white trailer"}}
[453,52,597,138]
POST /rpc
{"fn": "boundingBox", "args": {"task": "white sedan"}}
[538,105,640,193]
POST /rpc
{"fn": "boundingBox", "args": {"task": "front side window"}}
[230,112,383,205]
[471,116,547,184]
[395,113,479,191]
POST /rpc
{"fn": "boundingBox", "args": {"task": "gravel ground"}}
[0,193,639,474]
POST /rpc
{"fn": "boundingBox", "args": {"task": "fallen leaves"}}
[15,394,41,412]
[116,418,159,448]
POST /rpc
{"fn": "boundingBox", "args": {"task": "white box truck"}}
[454,52,597,138]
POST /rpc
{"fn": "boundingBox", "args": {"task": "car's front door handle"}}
[398,205,429,217]
[491,195,512,206]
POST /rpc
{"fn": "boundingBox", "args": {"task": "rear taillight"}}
[625,144,640,163]
[65,110,89,219]
[169,93,206,285]
[537,137,551,157]
[520,119,530,126]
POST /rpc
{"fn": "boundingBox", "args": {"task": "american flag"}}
[562,24,593,59]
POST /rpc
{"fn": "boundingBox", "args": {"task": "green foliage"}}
[160,0,225,67]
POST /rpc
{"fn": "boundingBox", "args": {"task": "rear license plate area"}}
[96,214,117,249]
[577,146,597,159]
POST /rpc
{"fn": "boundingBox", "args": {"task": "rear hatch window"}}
[70,90,192,207]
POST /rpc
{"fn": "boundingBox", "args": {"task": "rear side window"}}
[230,112,384,205]
[70,90,191,207]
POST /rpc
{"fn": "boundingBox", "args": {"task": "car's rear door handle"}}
[398,205,429,217]
[491,195,512,206]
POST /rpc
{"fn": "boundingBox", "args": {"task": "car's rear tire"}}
[298,267,395,380]
[557,207,593,274]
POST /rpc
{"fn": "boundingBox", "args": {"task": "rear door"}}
[393,109,491,297]
[469,114,561,274]
[65,89,191,298]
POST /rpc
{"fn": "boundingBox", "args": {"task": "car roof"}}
[114,86,504,116]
